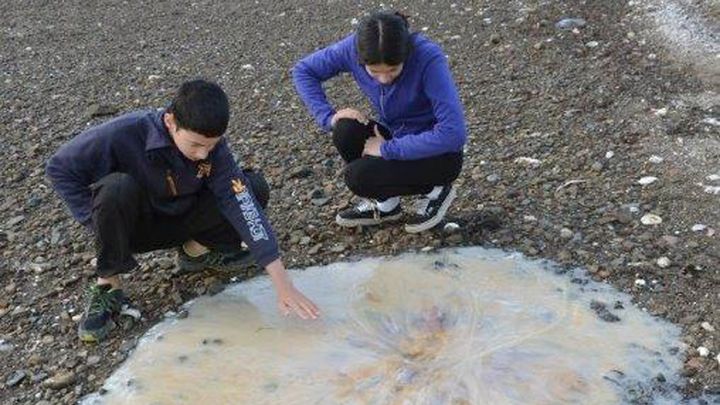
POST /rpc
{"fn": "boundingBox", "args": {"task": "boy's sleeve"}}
[207,141,280,268]
[46,128,115,227]
[292,34,355,132]
[380,53,467,160]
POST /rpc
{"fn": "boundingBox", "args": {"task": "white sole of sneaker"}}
[404,186,457,234]
[335,212,403,227]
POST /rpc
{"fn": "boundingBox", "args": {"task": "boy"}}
[47,79,319,342]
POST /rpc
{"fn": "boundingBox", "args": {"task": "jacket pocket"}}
[165,169,179,197]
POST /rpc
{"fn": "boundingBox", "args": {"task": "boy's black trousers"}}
[90,170,269,277]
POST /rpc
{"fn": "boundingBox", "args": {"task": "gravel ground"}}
[1,0,718,403]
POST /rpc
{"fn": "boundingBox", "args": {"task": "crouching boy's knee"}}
[243,169,270,209]
[91,173,143,207]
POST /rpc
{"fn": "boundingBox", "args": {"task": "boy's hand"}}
[362,125,385,157]
[276,283,320,320]
[331,108,368,127]
[265,259,320,320]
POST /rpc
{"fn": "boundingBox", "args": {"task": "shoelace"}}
[355,198,381,220]
[87,286,121,314]
[198,249,250,267]
[202,251,229,266]
[413,197,431,216]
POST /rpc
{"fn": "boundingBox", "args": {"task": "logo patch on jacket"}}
[231,178,268,241]
[231,178,246,194]
[196,162,212,179]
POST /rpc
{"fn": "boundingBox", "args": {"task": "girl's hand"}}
[331,108,368,127]
[362,125,386,157]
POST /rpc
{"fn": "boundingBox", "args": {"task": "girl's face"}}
[365,63,404,85]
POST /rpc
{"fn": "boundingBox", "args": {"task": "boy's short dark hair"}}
[168,79,229,138]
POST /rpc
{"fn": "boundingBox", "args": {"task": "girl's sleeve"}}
[380,53,467,160]
[292,34,355,132]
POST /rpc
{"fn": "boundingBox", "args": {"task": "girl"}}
[293,11,466,233]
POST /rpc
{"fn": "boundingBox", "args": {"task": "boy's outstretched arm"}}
[207,141,320,319]
[265,259,319,320]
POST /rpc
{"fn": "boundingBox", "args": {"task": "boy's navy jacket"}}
[46,109,280,267]
[293,33,467,161]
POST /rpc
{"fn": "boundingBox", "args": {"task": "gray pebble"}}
[555,17,587,30]
[6,370,27,387]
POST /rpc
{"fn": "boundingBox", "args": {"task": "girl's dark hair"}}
[356,11,412,66]
[168,79,229,138]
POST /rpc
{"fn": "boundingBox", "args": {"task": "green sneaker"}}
[78,284,126,343]
[176,247,254,274]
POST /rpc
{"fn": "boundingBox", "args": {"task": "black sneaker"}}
[176,247,254,274]
[335,199,403,227]
[78,284,127,343]
[404,185,457,233]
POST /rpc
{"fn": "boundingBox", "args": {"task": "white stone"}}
[515,157,542,167]
[692,224,707,232]
[121,307,142,320]
[421,246,433,252]
[443,222,460,232]
[560,228,574,239]
[640,214,662,225]
[656,257,671,268]
[241,64,254,70]
[350,18,358,25]
[653,107,667,116]
[634,279,646,287]
[638,176,658,185]
[523,215,537,222]
[698,347,710,357]
[29,263,46,273]
[586,41,599,48]
[701,322,715,332]
[147,75,162,81]
[605,151,614,159]
[648,155,664,164]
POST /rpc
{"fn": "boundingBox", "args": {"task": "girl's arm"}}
[380,54,467,160]
[292,34,355,132]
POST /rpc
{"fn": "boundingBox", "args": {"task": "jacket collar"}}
[145,108,174,152]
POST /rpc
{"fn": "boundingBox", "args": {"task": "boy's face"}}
[163,113,221,161]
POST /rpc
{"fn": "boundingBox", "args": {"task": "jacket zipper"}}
[379,86,386,119]
[165,169,178,197]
